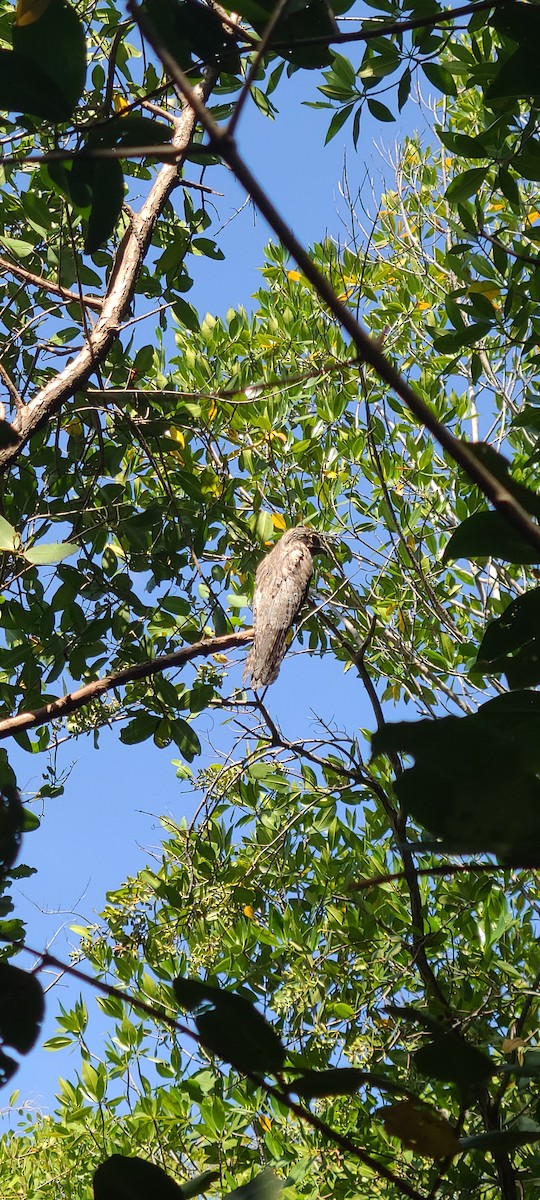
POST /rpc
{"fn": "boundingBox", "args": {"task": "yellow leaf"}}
[527,211,540,224]
[17,0,50,25]
[168,427,185,447]
[468,281,500,300]
[380,1101,459,1160]
[113,95,130,114]
[337,287,355,303]
[208,400,218,421]
[272,514,287,530]
[243,905,255,919]
[287,270,302,282]
[271,431,287,444]
[258,1115,272,1131]
[416,301,430,311]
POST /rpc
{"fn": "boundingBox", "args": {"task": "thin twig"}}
[0,361,23,414]
[268,0,509,51]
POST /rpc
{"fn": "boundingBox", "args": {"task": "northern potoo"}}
[244,526,324,689]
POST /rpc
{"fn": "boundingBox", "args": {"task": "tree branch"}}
[0,630,252,741]
[0,79,215,471]
[14,942,426,1200]
[269,0,511,52]
[0,255,103,313]
[127,1,540,561]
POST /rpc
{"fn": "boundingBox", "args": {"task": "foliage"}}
[1,0,540,1198]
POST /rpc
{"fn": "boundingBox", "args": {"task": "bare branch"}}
[0,255,103,313]
[0,82,216,472]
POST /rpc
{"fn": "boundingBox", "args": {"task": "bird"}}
[244,526,324,689]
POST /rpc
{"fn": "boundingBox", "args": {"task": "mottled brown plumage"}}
[244,526,323,689]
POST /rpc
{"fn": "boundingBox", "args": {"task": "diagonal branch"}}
[0,255,103,313]
[0,630,252,742]
[0,80,215,474]
[270,0,510,52]
[126,2,540,559]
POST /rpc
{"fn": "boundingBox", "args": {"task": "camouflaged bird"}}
[244,526,324,689]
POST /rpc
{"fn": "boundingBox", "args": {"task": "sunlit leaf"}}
[23,542,77,565]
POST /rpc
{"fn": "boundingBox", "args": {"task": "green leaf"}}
[178,1171,220,1199]
[473,588,540,688]
[511,153,540,183]
[120,713,161,745]
[372,692,540,863]
[0,784,24,871]
[380,1100,460,1160]
[173,297,200,332]
[438,130,489,158]
[85,158,125,254]
[463,442,540,519]
[93,1154,184,1200]
[459,1128,540,1153]
[0,421,20,449]
[0,962,44,1053]
[443,511,540,566]
[23,542,77,565]
[445,168,488,203]
[172,717,201,761]
[98,113,173,148]
[414,1033,493,1088]
[490,5,540,42]
[13,0,86,119]
[289,1066,415,1099]
[421,62,457,96]
[158,0,241,73]
[225,1171,281,1200]
[191,237,225,260]
[397,67,411,111]
[0,516,17,552]
[431,323,490,353]
[324,103,355,145]
[172,977,286,1073]
[366,98,395,123]
[0,49,72,120]
[486,46,540,100]
[43,1035,74,1050]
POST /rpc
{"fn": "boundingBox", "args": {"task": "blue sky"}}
[2,55,427,1127]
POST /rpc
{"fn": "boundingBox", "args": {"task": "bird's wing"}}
[245,540,314,687]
